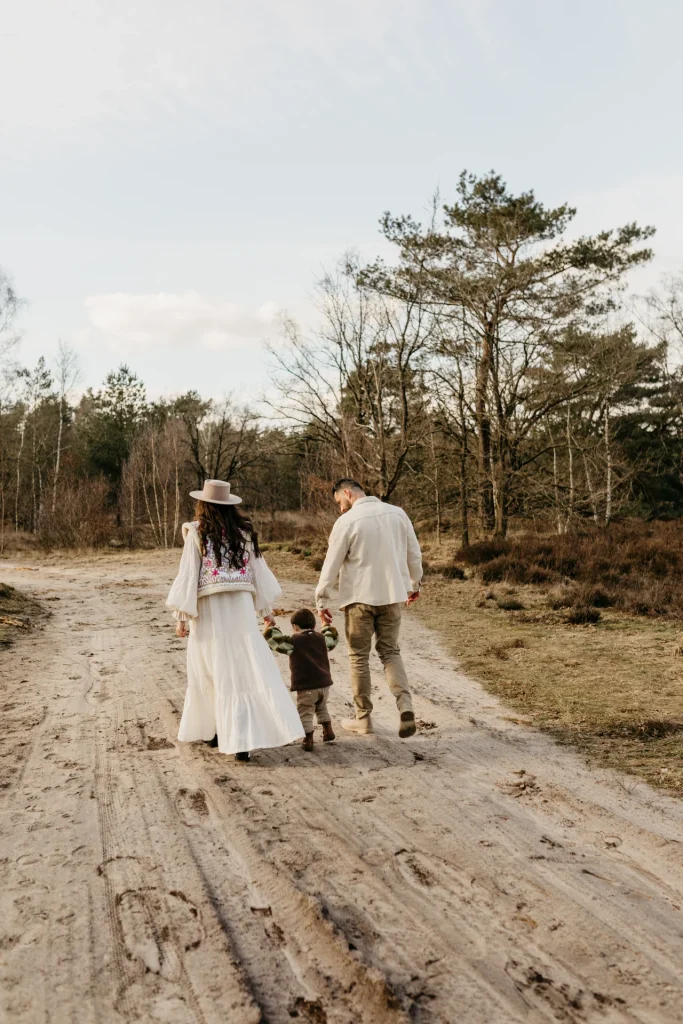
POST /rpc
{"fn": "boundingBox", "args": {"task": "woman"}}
[166,479,304,761]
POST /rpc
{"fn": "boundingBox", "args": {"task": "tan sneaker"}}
[341,716,374,735]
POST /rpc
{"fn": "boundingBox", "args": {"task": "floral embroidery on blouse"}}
[197,538,255,593]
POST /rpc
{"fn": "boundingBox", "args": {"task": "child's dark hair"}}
[291,607,316,630]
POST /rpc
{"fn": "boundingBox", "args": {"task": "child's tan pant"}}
[296,687,331,733]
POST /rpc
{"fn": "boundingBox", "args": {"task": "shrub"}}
[38,477,115,550]
[462,521,683,618]
[496,597,525,611]
[480,556,518,582]
[566,606,601,625]
[547,585,576,610]
[456,537,511,565]
[583,586,614,608]
[442,565,466,580]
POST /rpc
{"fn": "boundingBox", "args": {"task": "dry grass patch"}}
[0,580,43,648]
[415,574,683,795]
[259,544,320,586]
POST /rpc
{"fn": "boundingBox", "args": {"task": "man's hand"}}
[175,620,188,638]
[320,608,333,626]
[263,614,276,629]
[406,591,420,606]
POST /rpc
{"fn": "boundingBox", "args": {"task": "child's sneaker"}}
[322,722,336,742]
[302,732,314,752]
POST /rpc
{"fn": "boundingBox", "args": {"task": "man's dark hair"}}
[291,607,317,630]
[332,478,365,497]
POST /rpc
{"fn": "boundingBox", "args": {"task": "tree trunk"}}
[457,370,470,548]
[459,442,469,548]
[582,451,599,525]
[428,424,442,545]
[52,397,64,514]
[493,470,508,537]
[491,437,508,537]
[475,325,494,532]
[31,422,38,532]
[604,401,612,526]
[15,418,26,531]
[566,405,574,531]
[552,440,562,535]
[173,434,180,546]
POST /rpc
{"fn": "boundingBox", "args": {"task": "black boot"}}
[205,735,219,748]
[235,751,250,762]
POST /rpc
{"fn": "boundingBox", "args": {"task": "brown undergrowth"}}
[451,520,683,617]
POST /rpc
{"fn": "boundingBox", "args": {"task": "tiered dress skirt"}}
[177,591,304,754]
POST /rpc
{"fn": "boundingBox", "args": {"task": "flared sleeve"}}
[166,522,202,621]
[252,549,282,615]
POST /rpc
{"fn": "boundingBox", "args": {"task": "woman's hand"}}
[263,614,276,629]
[175,620,188,638]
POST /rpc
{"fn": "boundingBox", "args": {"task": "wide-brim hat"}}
[189,479,242,505]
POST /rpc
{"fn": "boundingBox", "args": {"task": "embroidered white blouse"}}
[166,521,282,621]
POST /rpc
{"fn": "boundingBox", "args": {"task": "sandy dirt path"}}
[1,552,683,1024]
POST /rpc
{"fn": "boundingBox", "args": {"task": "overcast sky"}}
[2,0,682,400]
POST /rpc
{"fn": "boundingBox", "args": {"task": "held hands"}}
[263,614,276,629]
[406,591,420,606]
[175,620,188,638]
[320,608,333,626]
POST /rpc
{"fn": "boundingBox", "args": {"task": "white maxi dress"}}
[166,523,304,754]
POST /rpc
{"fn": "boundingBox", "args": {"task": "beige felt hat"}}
[189,479,242,505]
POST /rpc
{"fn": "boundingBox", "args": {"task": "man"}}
[315,479,422,738]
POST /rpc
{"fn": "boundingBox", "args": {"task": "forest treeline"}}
[1,171,682,552]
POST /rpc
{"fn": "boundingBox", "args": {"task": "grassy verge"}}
[265,533,683,795]
[415,572,683,794]
[260,544,320,588]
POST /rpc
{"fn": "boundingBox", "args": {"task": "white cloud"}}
[78,291,280,354]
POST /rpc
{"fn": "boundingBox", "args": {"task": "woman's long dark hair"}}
[194,500,261,569]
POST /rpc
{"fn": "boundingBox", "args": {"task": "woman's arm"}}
[166,524,201,629]
[252,549,283,623]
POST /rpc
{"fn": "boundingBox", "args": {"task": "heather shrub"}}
[458,521,683,618]
[456,537,511,565]
[566,605,601,625]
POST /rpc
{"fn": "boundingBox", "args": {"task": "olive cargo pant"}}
[344,602,413,720]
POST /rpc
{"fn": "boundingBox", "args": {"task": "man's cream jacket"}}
[315,496,423,611]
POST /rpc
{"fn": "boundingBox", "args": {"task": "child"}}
[265,608,339,752]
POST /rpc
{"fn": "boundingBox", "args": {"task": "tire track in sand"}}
[1,553,683,1023]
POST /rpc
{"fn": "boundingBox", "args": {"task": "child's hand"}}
[176,620,188,638]
[263,614,276,629]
